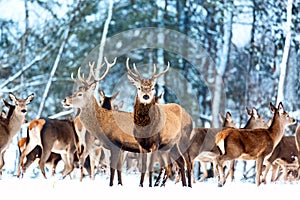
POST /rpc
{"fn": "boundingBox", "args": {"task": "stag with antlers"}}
[63,57,151,186]
[126,58,193,187]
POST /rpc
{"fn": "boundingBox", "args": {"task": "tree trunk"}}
[211,1,233,127]
[276,0,293,105]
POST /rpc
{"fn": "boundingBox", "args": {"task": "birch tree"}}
[276,0,294,105]
[211,1,233,127]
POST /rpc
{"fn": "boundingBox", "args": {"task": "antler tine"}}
[133,63,143,79]
[77,67,90,86]
[152,63,157,77]
[71,72,82,86]
[90,57,117,83]
[152,61,170,79]
[85,61,98,83]
[126,58,140,79]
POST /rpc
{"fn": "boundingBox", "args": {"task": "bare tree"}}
[276,0,294,105]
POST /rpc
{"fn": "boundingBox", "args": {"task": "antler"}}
[126,58,143,80]
[126,58,170,81]
[151,61,170,80]
[71,57,117,86]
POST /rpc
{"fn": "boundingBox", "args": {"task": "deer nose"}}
[143,95,149,100]
[21,109,27,113]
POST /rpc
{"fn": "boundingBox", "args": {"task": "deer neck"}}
[78,97,102,132]
[243,116,256,129]
[133,96,157,127]
[268,113,286,146]
[8,112,25,138]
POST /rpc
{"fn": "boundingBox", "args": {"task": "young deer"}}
[215,102,295,187]
[126,58,193,187]
[17,137,62,178]
[294,123,300,180]
[0,92,34,178]
[261,135,298,183]
[19,117,78,179]
[62,57,150,187]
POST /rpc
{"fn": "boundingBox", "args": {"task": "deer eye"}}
[77,93,83,97]
[138,87,141,90]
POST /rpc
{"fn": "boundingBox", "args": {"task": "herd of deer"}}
[0,57,299,188]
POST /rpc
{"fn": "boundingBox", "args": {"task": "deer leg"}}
[148,152,157,187]
[109,148,122,186]
[224,160,235,182]
[170,145,187,187]
[271,164,279,182]
[18,144,38,178]
[65,150,75,179]
[0,153,4,178]
[199,161,208,182]
[261,161,272,183]
[117,151,123,185]
[139,153,147,187]
[39,147,52,179]
[255,157,264,186]
[216,156,227,187]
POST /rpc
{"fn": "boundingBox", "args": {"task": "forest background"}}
[0,0,299,174]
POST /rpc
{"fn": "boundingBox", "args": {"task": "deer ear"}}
[226,111,232,118]
[9,92,16,102]
[3,99,10,108]
[219,113,225,124]
[89,82,97,91]
[26,93,34,104]
[270,102,276,113]
[99,90,105,102]
[246,107,252,115]
[278,102,284,114]
[252,107,258,119]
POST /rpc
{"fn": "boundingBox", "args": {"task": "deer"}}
[18,117,78,179]
[261,135,298,183]
[62,57,149,187]
[294,123,300,180]
[215,102,296,187]
[0,92,34,178]
[75,89,124,182]
[17,137,62,178]
[126,58,193,187]
[184,112,237,184]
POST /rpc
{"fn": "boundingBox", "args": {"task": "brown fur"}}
[17,137,62,177]
[185,112,236,183]
[294,123,300,180]
[261,136,298,182]
[126,59,193,186]
[74,90,123,184]
[19,118,78,179]
[63,59,193,187]
[0,92,34,177]
[215,102,296,187]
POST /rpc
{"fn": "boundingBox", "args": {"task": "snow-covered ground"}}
[1,160,299,200]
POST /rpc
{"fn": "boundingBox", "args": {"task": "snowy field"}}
[1,160,299,200]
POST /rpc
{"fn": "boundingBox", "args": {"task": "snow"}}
[1,163,299,200]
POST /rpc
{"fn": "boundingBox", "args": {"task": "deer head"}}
[219,111,236,128]
[126,58,169,105]
[245,107,268,129]
[62,57,117,109]
[270,102,296,127]
[7,92,34,117]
